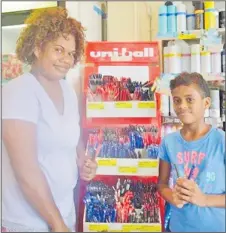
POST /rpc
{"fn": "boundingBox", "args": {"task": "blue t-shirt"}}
[159,127,225,232]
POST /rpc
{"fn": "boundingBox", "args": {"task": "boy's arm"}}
[204,194,225,208]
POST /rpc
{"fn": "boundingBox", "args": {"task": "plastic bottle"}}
[176,3,187,32]
[181,45,191,72]
[186,4,195,30]
[193,1,204,30]
[191,44,201,73]
[219,10,225,28]
[204,1,216,30]
[158,5,168,35]
[167,4,177,33]
[201,48,211,73]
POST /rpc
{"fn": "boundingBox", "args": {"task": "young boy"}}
[158,72,225,232]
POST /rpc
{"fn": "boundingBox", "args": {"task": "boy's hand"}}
[176,177,207,207]
[172,187,187,208]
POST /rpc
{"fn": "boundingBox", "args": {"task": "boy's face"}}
[171,84,211,125]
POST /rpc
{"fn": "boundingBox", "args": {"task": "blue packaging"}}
[167,5,177,33]
[158,5,168,35]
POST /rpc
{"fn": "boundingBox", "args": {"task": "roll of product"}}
[219,10,225,28]
[193,1,204,30]
[186,3,195,30]
[211,51,221,74]
[163,47,169,73]
[176,3,187,32]
[201,50,211,73]
[221,48,225,73]
[159,5,168,35]
[167,5,177,33]
[181,46,191,72]
[210,89,220,118]
[191,44,201,73]
[204,1,214,9]
[168,45,182,74]
[187,13,195,30]
[161,94,170,116]
[169,96,176,117]
[204,8,217,29]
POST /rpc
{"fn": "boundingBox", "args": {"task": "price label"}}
[89,224,109,231]
[97,159,117,166]
[118,166,137,174]
[138,160,158,168]
[139,225,162,232]
[115,102,132,109]
[138,101,156,109]
[88,103,104,110]
[178,34,197,40]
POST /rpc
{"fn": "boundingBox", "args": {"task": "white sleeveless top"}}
[2,73,80,231]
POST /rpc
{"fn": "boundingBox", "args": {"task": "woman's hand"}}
[78,157,97,181]
[175,177,207,207]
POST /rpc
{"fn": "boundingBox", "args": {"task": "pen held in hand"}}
[187,165,196,180]
[173,164,180,178]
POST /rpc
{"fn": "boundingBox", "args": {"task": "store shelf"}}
[83,222,162,232]
[83,207,162,232]
[162,116,224,125]
[86,101,157,118]
[157,28,225,41]
[96,158,159,176]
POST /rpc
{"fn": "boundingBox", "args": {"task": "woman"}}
[2,7,97,232]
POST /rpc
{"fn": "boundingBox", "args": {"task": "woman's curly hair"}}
[16,7,85,65]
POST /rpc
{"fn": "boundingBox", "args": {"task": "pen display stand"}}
[78,42,164,232]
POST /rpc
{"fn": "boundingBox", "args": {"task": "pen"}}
[187,165,196,180]
[173,164,180,178]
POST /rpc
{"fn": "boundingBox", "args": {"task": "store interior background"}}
[2,1,225,231]
[3,1,225,94]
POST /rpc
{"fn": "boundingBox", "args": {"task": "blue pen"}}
[188,165,196,180]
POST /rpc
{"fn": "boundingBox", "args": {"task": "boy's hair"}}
[170,72,210,98]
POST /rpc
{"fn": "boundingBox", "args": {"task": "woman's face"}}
[34,34,76,80]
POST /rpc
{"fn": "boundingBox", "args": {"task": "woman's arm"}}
[3,120,69,232]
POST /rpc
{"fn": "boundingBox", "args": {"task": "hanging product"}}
[210,89,220,118]
[169,96,176,117]
[201,48,211,74]
[161,94,170,117]
[193,1,204,30]
[167,4,177,33]
[211,50,221,74]
[84,179,160,224]
[163,47,169,73]
[158,5,168,35]
[204,1,217,30]
[181,45,191,72]
[168,44,182,74]
[221,44,226,73]
[186,4,195,30]
[219,10,225,28]
[176,3,187,32]
[191,44,201,73]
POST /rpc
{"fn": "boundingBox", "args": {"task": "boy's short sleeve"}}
[2,80,39,124]
[159,138,170,163]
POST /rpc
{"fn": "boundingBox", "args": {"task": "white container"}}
[177,3,187,32]
[201,50,211,73]
[163,47,169,73]
[161,94,170,116]
[191,44,201,73]
[181,45,191,72]
[186,4,195,30]
[211,51,221,73]
[168,45,182,74]
[210,89,220,118]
